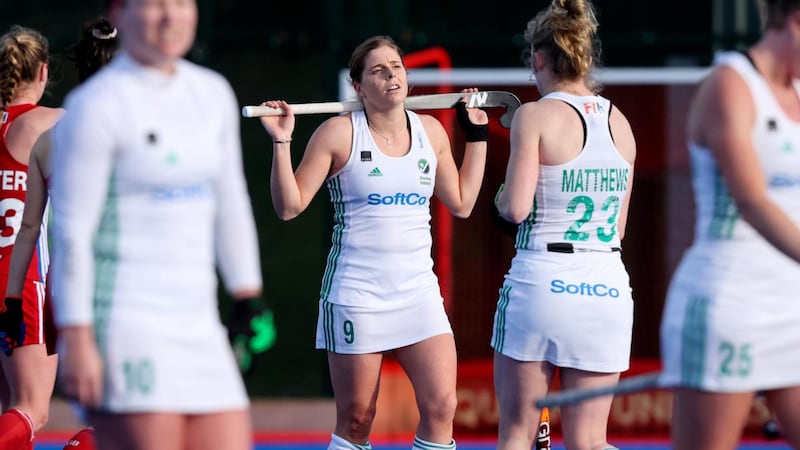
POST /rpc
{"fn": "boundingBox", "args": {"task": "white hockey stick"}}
[535,372,663,409]
[241,91,521,128]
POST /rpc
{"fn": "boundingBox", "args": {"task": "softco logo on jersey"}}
[550,279,620,298]
[151,184,211,201]
[367,193,428,206]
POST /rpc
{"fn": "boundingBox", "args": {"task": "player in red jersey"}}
[0,19,118,450]
[0,24,65,450]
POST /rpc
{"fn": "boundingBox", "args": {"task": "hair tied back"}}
[92,27,118,40]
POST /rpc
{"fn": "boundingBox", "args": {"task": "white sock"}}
[328,433,372,450]
[412,435,456,450]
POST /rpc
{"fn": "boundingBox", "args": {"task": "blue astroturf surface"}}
[32,439,794,450]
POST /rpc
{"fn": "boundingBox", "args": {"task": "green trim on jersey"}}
[680,296,709,387]
[707,170,740,239]
[515,197,538,250]
[320,176,345,301]
[92,174,120,352]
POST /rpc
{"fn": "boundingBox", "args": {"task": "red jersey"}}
[0,104,45,282]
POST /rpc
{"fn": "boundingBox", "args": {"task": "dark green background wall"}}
[2,0,759,397]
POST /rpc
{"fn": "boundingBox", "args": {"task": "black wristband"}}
[232,297,266,316]
[455,101,489,142]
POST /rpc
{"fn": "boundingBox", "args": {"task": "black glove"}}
[492,184,518,239]
[228,297,277,376]
[0,297,24,356]
[455,101,489,142]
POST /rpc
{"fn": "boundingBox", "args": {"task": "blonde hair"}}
[524,0,600,92]
[757,0,800,30]
[0,25,49,110]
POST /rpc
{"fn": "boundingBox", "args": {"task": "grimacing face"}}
[115,0,198,71]
[355,45,408,104]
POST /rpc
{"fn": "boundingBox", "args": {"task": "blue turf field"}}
[32,440,794,449]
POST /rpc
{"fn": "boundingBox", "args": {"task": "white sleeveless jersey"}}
[493,93,634,371]
[690,51,800,251]
[320,110,441,308]
[515,93,632,252]
[661,52,800,391]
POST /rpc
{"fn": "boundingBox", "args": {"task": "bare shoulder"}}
[416,113,447,133]
[520,99,569,122]
[689,66,753,143]
[608,104,636,163]
[510,100,568,131]
[517,100,548,117]
[31,105,65,124]
[608,103,633,134]
[415,113,449,148]
[307,113,353,158]
[15,106,65,132]
[693,66,752,115]
[5,106,63,142]
[315,113,353,136]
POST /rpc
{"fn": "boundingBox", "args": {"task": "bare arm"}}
[5,133,50,297]
[429,105,489,218]
[608,106,637,240]
[3,107,63,164]
[261,101,348,220]
[699,67,800,262]
[496,102,542,223]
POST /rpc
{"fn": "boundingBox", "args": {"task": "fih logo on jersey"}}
[582,101,605,114]
[550,279,620,298]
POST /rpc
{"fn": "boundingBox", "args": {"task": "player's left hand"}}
[492,184,518,238]
[227,297,277,376]
[455,88,489,143]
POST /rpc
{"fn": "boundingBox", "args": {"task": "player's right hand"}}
[58,326,104,409]
[259,100,295,144]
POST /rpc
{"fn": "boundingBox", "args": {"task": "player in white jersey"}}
[492,1,636,449]
[258,36,488,450]
[659,1,800,449]
[48,1,263,449]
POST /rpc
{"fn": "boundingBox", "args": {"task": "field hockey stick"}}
[241,91,521,128]
[535,406,552,450]
[535,372,663,409]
